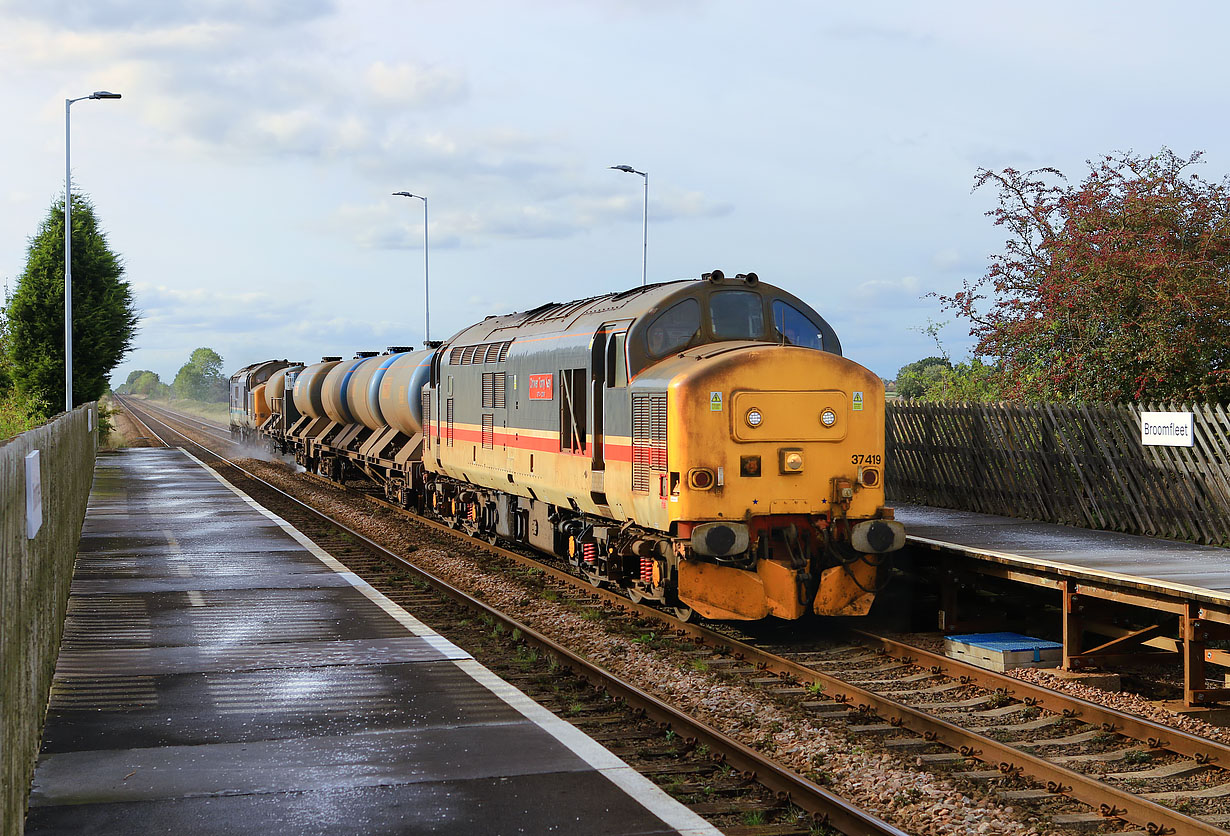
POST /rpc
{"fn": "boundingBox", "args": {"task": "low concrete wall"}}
[1,405,97,836]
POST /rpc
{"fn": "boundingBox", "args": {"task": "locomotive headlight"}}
[745,408,763,428]
[820,408,837,427]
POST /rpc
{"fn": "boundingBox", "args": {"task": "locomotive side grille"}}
[422,392,431,449]
[631,393,667,493]
[446,398,455,447]
[482,414,494,449]
[482,373,494,408]
[449,340,515,365]
[494,372,506,408]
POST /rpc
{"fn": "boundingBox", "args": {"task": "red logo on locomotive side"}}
[528,373,554,400]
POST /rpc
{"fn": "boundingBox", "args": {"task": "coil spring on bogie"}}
[640,556,653,584]
[582,542,597,565]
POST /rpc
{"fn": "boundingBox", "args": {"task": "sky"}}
[3,0,1229,386]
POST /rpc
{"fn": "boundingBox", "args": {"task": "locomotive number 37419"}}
[851,453,882,465]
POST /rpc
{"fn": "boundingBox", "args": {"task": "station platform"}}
[896,503,1230,607]
[26,448,718,836]
[896,502,1230,705]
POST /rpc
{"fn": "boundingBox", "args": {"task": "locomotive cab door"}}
[589,323,615,507]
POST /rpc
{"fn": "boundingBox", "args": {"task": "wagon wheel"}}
[671,604,695,623]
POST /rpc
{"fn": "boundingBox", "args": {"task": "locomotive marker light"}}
[608,165,648,286]
[745,408,763,428]
[392,191,430,342]
[64,90,121,413]
[820,408,837,427]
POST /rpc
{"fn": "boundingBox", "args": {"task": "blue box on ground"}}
[943,632,1063,672]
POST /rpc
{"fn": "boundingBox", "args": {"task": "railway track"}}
[117,396,1230,834]
[115,396,906,836]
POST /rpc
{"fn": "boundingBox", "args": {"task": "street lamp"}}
[609,164,648,286]
[392,191,430,343]
[64,90,121,413]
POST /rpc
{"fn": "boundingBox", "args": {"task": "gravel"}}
[1008,667,1230,745]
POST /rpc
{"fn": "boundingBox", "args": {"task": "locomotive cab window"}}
[647,298,700,357]
[606,332,628,387]
[711,290,765,340]
[772,300,823,350]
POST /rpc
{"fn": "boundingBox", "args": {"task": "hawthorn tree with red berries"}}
[942,149,1230,402]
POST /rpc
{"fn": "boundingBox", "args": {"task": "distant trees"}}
[114,349,227,402]
[893,355,1002,402]
[115,369,170,398]
[895,356,951,400]
[941,149,1230,402]
[5,194,139,409]
[133,371,168,397]
[172,347,227,402]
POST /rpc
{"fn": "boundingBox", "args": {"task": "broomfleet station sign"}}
[1140,411,1194,447]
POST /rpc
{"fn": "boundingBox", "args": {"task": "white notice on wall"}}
[1140,411,1194,447]
[26,449,43,539]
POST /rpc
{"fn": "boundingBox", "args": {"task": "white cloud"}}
[4,0,334,30]
[364,61,468,107]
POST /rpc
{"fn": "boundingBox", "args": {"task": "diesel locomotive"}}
[231,271,904,621]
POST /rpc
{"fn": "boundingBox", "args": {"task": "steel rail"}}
[355,482,1230,781]
[128,397,1227,834]
[349,487,1228,834]
[112,398,167,447]
[698,637,1224,836]
[847,628,1230,767]
[120,396,909,836]
[129,397,231,437]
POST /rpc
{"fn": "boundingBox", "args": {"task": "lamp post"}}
[609,164,648,286]
[64,90,121,413]
[392,191,430,342]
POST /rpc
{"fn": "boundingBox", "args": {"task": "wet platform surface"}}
[896,503,1230,605]
[27,448,717,835]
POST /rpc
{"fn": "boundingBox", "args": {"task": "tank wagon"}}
[238,272,904,621]
[259,362,305,453]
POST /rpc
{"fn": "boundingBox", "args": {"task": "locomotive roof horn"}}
[704,269,725,284]
[736,272,759,286]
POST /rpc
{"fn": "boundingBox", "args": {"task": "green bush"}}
[0,387,48,440]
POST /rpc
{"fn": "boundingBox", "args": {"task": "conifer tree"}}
[6,194,139,408]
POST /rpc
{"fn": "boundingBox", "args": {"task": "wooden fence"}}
[886,401,1230,545]
[1,405,97,836]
